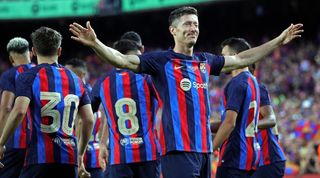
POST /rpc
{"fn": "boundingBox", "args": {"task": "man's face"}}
[171,14,199,47]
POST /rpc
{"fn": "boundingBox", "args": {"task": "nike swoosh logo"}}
[174,66,184,70]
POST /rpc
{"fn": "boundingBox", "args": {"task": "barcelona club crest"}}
[199,63,206,73]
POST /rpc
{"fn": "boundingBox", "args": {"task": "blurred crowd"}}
[0,39,319,176]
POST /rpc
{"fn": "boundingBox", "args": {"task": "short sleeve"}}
[205,53,225,76]
[90,78,102,113]
[259,84,271,106]
[0,69,15,93]
[138,52,163,75]
[225,81,247,113]
[15,71,36,99]
[79,89,91,107]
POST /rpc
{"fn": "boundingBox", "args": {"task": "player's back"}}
[219,71,260,171]
[257,84,286,166]
[0,63,34,150]
[91,69,159,165]
[16,63,88,166]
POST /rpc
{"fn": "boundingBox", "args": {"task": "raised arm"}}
[222,24,303,73]
[69,21,140,72]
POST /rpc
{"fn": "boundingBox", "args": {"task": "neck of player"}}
[37,55,59,65]
[173,44,193,56]
[231,67,249,77]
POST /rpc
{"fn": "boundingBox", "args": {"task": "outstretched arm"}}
[222,24,303,73]
[69,21,140,72]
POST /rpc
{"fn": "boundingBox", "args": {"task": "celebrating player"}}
[70,6,303,177]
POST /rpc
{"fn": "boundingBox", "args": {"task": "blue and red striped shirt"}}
[257,84,286,166]
[91,69,160,165]
[0,63,34,150]
[218,71,260,171]
[15,63,91,166]
[139,50,225,154]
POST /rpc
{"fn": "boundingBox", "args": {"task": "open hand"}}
[99,145,108,172]
[78,155,91,178]
[279,23,304,45]
[69,21,97,47]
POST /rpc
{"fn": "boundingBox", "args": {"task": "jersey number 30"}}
[40,92,79,136]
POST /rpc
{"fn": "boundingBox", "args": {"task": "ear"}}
[80,73,86,81]
[32,47,37,56]
[57,47,62,57]
[29,51,33,59]
[9,55,14,65]
[169,25,176,36]
[140,45,145,53]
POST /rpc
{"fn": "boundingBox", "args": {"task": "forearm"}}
[78,119,94,156]
[92,39,139,71]
[0,112,24,146]
[213,122,234,151]
[258,116,276,129]
[100,119,109,147]
[0,109,10,136]
[237,36,282,67]
[75,116,81,139]
[92,39,125,67]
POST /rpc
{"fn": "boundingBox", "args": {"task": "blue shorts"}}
[0,148,26,178]
[161,151,211,178]
[252,161,286,178]
[19,163,77,178]
[86,168,104,178]
[216,166,254,178]
[107,160,160,178]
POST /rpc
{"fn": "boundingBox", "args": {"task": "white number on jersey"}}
[40,92,79,135]
[115,98,139,136]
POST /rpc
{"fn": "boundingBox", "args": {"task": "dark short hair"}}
[168,6,198,26]
[120,31,142,47]
[221,37,255,71]
[30,27,62,56]
[220,37,251,54]
[7,37,29,54]
[64,58,87,71]
[113,39,141,54]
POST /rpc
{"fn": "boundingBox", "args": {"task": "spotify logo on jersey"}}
[180,78,192,91]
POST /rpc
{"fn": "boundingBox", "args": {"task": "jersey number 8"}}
[115,98,139,136]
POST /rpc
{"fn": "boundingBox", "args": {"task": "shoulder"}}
[259,83,268,93]
[139,50,171,60]
[17,65,44,82]
[195,52,223,61]
[92,70,115,88]
[0,68,15,79]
